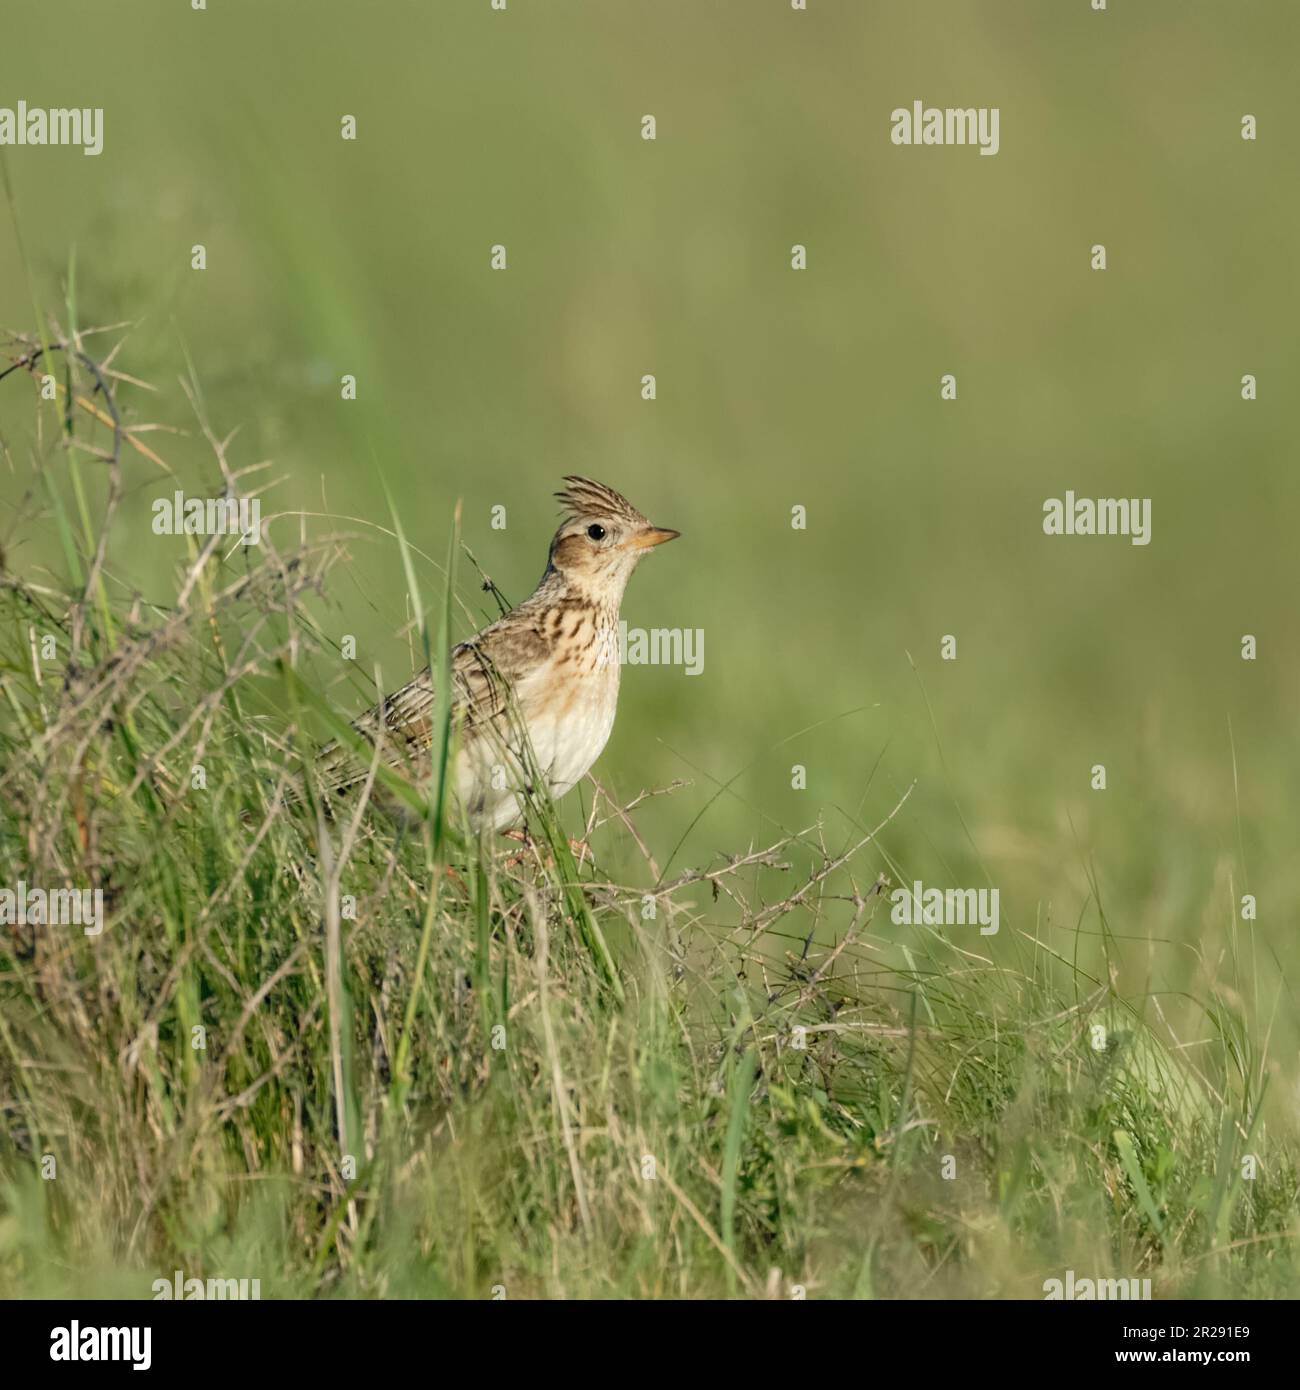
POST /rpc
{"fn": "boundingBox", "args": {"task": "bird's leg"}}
[501,824,538,868]
[499,826,592,870]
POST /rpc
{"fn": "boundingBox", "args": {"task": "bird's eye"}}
[586,524,606,541]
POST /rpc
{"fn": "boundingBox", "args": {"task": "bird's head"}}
[546,476,679,602]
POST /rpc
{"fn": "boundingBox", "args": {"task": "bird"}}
[316,477,679,833]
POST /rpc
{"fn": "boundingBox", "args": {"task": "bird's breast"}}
[519,651,620,794]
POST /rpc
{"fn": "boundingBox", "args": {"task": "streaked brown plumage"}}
[318,477,678,829]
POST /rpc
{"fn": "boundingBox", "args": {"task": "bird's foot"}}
[499,828,593,870]
[501,825,536,868]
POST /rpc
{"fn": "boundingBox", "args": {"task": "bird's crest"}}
[555,476,647,528]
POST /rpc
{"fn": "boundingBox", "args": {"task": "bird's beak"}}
[629,525,681,550]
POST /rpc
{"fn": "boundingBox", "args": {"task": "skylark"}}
[318,477,679,832]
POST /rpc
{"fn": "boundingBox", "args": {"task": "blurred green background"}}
[2,2,1296,1050]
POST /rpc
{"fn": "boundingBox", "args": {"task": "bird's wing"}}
[315,617,551,793]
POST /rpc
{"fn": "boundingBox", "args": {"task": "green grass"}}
[0,340,1296,1300]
